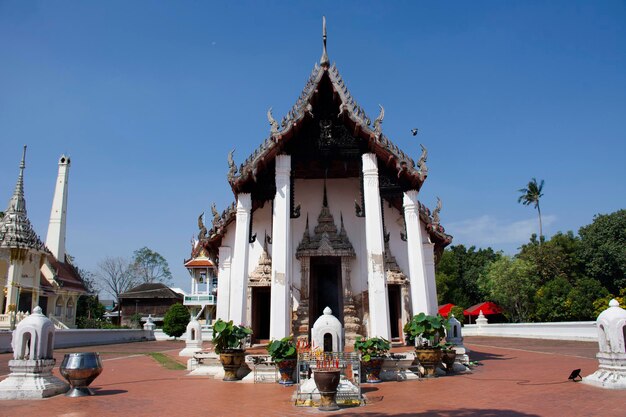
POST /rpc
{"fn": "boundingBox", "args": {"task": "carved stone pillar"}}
[229,193,252,325]
[270,155,291,340]
[293,256,310,339]
[361,153,391,339]
[342,256,361,344]
[216,246,232,320]
[403,190,434,315]
[5,262,22,314]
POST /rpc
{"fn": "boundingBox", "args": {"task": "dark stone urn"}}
[313,369,341,411]
[441,349,457,374]
[59,352,103,397]
[219,349,246,381]
[277,359,297,386]
[362,357,385,383]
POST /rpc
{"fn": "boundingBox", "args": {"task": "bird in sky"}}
[411,128,419,136]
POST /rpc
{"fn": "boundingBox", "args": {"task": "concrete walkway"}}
[0,337,622,417]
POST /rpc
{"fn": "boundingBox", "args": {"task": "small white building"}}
[185,22,452,345]
[0,147,87,329]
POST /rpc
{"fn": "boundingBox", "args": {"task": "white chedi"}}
[179,316,204,357]
[582,299,626,389]
[0,306,69,399]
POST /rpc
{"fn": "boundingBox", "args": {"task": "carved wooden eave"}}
[227,63,427,194]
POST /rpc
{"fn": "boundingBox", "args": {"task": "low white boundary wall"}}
[462,321,598,341]
[153,328,213,342]
[0,329,155,353]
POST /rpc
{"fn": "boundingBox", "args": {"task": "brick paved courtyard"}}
[0,337,622,417]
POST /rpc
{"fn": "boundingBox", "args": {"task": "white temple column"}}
[361,153,391,339]
[403,190,435,315]
[423,242,438,314]
[228,192,252,325]
[270,155,291,339]
[216,246,232,321]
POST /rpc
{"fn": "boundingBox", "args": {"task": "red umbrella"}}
[464,301,503,316]
[438,303,455,318]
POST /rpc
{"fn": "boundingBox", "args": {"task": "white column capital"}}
[275,154,291,174]
[403,189,419,207]
[362,153,378,176]
[237,193,252,212]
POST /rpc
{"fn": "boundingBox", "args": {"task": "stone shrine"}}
[311,307,344,352]
[0,306,68,399]
[583,299,626,389]
[179,316,203,357]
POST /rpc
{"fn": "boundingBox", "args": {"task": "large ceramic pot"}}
[59,352,103,397]
[219,349,246,381]
[313,369,341,411]
[415,347,443,378]
[277,359,297,386]
[441,349,457,374]
[361,357,385,383]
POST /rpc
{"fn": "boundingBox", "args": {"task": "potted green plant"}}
[403,313,447,377]
[266,336,298,385]
[213,318,252,381]
[354,336,390,383]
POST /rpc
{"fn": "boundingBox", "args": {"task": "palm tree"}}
[518,178,545,241]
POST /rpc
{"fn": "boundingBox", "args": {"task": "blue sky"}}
[1,1,625,296]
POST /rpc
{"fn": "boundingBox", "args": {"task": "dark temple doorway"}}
[388,284,402,340]
[309,257,343,326]
[251,287,271,342]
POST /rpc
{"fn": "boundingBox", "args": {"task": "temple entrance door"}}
[388,284,402,341]
[251,287,271,342]
[309,257,343,326]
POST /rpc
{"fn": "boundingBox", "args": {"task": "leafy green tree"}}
[518,231,583,285]
[593,288,626,317]
[518,178,545,241]
[436,245,500,307]
[567,277,609,320]
[534,276,572,322]
[478,257,538,322]
[449,305,465,325]
[131,247,173,284]
[163,303,190,339]
[578,210,626,292]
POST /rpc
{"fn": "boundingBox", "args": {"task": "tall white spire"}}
[46,154,71,261]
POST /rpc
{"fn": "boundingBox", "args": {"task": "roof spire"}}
[323,178,328,207]
[10,145,27,213]
[320,16,329,68]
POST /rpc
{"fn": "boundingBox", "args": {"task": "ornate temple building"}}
[0,146,87,329]
[187,21,452,344]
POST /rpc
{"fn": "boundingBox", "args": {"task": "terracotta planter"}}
[441,349,457,374]
[219,349,246,381]
[415,347,442,378]
[277,359,297,385]
[361,357,385,383]
[313,369,341,411]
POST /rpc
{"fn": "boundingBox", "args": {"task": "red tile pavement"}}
[0,337,622,417]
